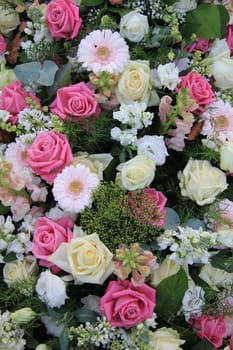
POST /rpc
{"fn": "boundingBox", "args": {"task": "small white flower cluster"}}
[0,310,26,350]
[18,108,53,133]
[157,226,217,265]
[21,20,53,61]
[111,102,154,146]
[0,216,15,263]
[0,110,11,123]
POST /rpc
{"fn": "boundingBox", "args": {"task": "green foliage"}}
[182,4,229,39]
[79,182,161,252]
[62,112,115,154]
[155,268,189,321]
[210,249,233,273]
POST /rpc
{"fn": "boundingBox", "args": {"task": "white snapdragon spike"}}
[157,62,181,90]
[182,285,205,321]
[136,135,168,165]
[36,270,68,308]
[113,102,153,130]
[157,226,217,265]
[0,310,26,350]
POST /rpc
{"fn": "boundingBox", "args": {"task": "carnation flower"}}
[77,29,129,75]
[52,164,100,213]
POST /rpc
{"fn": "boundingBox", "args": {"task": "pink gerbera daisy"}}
[77,29,129,75]
[52,164,100,213]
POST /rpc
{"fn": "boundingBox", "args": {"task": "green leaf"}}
[14,60,59,86]
[163,0,177,4]
[74,307,98,323]
[3,252,17,263]
[59,326,69,350]
[182,4,229,39]
[191,338,215,350]
[81,0,104,6]
[210,249,233,273]
[108,7,132,16]
[155,267,188,321]
[0,204,10,215]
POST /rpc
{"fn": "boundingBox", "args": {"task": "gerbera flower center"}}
[214,115,228,129]
[96,46,111,61]
[69,180,83,194]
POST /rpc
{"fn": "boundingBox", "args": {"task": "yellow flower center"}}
[215,115,228,129]
[69,181,83,194]
[96,46,110,60]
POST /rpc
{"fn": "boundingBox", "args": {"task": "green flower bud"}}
[11,307,36,324]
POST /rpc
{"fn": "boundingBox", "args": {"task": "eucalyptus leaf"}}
[59,327,69,350]
[14,60,59,86]
[47,63,72,99]
[164,207,180,230]
[74,307,98,323]
[184,218,205,230]
[155,267,188,321]
[182,4,229,39]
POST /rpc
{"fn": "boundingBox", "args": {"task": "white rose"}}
[178,158,228,206]
[157,63,181,91]
[220,141,233,173]
[136,135,168,165]
[3,255,38,287]
[116,154,156,191]
[48,232,114,284]
[208,39,233,89]
[120,11,149,42]
[0,6,20,34]
[199,264,233,289]
[36,270,68,308]
[150,327,185,350]
[116,60,159,106]
[173,0,197,13]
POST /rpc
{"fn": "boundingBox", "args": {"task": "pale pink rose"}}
[0,81,41,124]
[158,95,172,123]
[189,313,227,348]
[45,0,82,40]
[186,38,212,54]
[126,188,167,227]
[0,34,7,54]
[32,216,73,272]
[226,25,233,56]
[11,196,31,222]
[99,280,155,329]
[26,131,73,185]
[176,72,215,115]
[49,82,101,121]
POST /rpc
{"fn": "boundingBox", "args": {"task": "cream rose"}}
[220,141,233,173]
[150,255,180,288]
[217,229,233,248]
[120,11,149,42]
[178,158,228,206]
[116,60,159,106]
[116,154,156,191]
[208,39,233,89]
[73,152,113,180]
[150,327,185,350]
[3,255,38,287]
[48,230,114,284]
[0,6,20,34]
[199,264,233,290]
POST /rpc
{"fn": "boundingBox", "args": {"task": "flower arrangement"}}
[0,0,233,349]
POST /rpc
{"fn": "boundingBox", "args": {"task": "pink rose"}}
[49,82,101,121]
[26,131,73,184]
[32,216,73,272]
[99,280,155,329]
[186,38,212,54]
[176,72,215,115]
[126,188,167,227]
[189,313,227,348]
[45,0,82,40]
[0,80,40,123]
[0,34,7,54]
[227,25,233,56]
